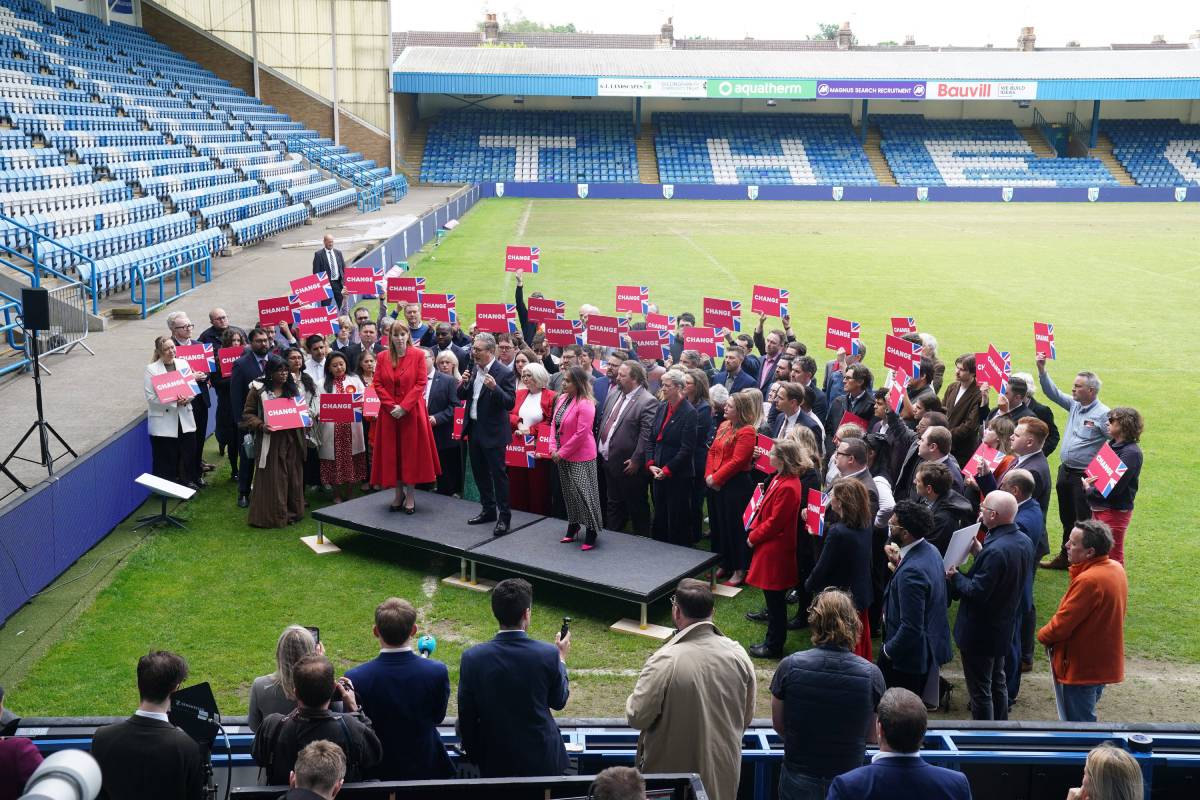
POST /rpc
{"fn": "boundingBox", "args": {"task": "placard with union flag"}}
[544,318,584,347]
[293,304,339,337]
[151,368,200,404]
[840,410,870,431]
[825,316,862,354]
[527,297,565,323]
[257,296,293,326]
[805,488,828,537]
[387,276,426,304]
[615,285,650,315]
[883,334,922,377]
[628,329,670,361]
[504,245,540,273]
[343,266,385,297]
[682,326,724,359]
[361,388,380,419]
[978,345,1011,394]
[218,346,243,379]
[319,393,359,424]
[586,314,625,348]
[891,316,917,336]
[750,285,789,318]
[742,482,766,529]
[263,396,312,430]
[289,274,332,305]
[1085,441,1128,498]
[703,297,741,332]
[964,442,1006,477]
[885,368,909,414]
[644,313,676,331]
[505,432,537,468]
[174,343,215,375]
[753,433,776,474]
[1034,321,1056,360]
[475,303,518,334]
[419,292,456,323]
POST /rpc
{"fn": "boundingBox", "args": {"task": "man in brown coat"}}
[625,579,756,800]
[942,353,982,468]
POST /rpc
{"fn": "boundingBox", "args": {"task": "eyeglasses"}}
[172,323,193,329]
[835,450,852,457]
[211,315,227,321]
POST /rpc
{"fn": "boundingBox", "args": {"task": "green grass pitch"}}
[2,198,1197,719]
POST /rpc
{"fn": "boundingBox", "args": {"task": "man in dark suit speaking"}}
[312,233,346,310]
[457,332,517,535]
[90,650,203,800]
[457,578,570,777]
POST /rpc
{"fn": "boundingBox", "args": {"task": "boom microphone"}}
[417,634,436,657]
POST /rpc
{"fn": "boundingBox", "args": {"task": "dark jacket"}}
[648,399,697,478]
[928,490,975,555]
[950,523,1035,656]
[342,341,384,373]
[882,538,953,676]
[691,399,713,476]
[829,756,972,800]
[230,350,267,432]
[806,522,873,611]
[312,247,345,279]
[456,358,517,449]
[943,380,983,468]
[253,707,382,786]
[457,630,569,777]
[1014,450,1053,517]
[1028,395,1061,455]
[426,370,462,452]
[713,368,755,393]
[344,651,454,780]
[91,715,203,800]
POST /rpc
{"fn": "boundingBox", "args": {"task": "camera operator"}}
[90,651,203,800]
[252,654,381,786]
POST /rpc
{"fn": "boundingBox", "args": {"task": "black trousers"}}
[469,438,509,518]
[690,476,706,542]
[651,475,692,545]
[712,472,754,572]
[878,648,928,696]
[960,650,1008,721]
[601,456,651,536]
[436,444,464,496]
[150,425,198,486]
[763,588,788,652]
[868,525,890,634]
[191,393,209,473]
[1055,464,1091,552]
[330,279,344,311]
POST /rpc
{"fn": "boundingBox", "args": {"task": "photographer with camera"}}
[252,654,381,787]
[90,651,203,800]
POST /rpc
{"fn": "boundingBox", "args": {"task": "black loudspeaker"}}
[21,287,50,330]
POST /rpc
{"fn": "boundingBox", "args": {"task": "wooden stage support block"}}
[611,618,674,640]
[712,583,743,598]
[442,575,496,593]
[301,534,341,554]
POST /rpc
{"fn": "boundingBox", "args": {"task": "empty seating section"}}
[0,0,404,299]
[1103,119,1200,187]
[421,110,637,183]
[876,115,1118,187]
[655,113,877,186]
[310,188,358,217]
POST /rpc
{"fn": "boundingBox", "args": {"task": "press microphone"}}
[21,750,102,800]
[417,634,436,658]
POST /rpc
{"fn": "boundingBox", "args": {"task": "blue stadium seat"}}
[1103,119,1200,187]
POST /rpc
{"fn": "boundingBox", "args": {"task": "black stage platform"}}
[311,492,721,636]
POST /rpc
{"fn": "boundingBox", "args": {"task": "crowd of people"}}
[0,582,1146,800]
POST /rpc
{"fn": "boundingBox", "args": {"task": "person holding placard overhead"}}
[145,335,200,488]
[242,354,307,528]
[372,322,440,514]
[315,351,366,504]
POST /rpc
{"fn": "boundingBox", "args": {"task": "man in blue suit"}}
[457,578,570,777]
[344,598,453,780]
[879,501,953,697]
[946,492,1033,721]
[996,469,1046,706]
[828,688,972,800]
[711,346,756,393]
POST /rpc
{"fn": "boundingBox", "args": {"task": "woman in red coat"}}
[508,362,554,516]
[371,322,440,512]
[704,389,761,586]
[745,438,805,659]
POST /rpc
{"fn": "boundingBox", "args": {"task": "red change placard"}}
[527,297,565,323]
[319,393,356,424]
[534,423,554,459]
[504,433,536,468]
[289,274,332,305]
[644,313,676,331]
[174,343,215,375]
[750,285,789,318]
[504,245,540,273]
[614,285,649,315]
[825,316,861,354]
[891,316,917,336]
[258,296,293,326]
[884,334,921,376]
[702,297,741,332]
[1034,321,1056,360]
[419,293,456,323]
[586,314,624,348]
[151,369,199,404]
[343,266,385,296]
[475,303,517,334]
[742,482,765,529]
[682,327,723,358]
[218,346,243,378]
[386,276,425,304]
[839,410,869,432]
[361,387,380,419]
[628,329,670,361]
[805,488,827,537]
[262,397,311,430]
[451,405,465,440]
[754,433,777,474]
[294,304,337,337]
[964,442,1006,477]
[1085,441,1128,498]
[544,318,583,347]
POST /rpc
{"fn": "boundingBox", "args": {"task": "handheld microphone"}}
[417,634,436,657]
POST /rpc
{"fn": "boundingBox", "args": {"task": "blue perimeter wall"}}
[0,416,151,624]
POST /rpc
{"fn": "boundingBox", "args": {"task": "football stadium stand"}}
[876,115,1120,187]
[0,0,407,315]
[655,112,878,186]
[421,110,639,183]
[1104,119,1200,187]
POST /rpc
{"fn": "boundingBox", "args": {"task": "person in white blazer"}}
[144,336,200,487]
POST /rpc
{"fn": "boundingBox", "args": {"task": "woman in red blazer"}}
[704,389,762,586]
[371,323,440,512]
[746,439,805,659]
[508,362,555,515]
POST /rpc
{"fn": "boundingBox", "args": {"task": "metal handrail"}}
[0,289,31,377]
[0,212,99,314]
[285,135,379,189]
[130,242,213,318]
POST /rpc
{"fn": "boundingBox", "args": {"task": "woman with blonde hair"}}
[1068,744,1142,800]
[805,477,875,659]
[434,349,461,382]
[371,321,440,512]
[704,389,761,586]
[248,625,319,731]
[144,335,199,487]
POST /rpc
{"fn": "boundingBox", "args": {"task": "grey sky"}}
[392,0,1198,48]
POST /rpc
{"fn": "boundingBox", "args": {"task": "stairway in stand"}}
[637,123,659,184]
[863,126,896,186]
[1090,133,1137,186]
[401,118,430,184]
[1019,127,1057,158]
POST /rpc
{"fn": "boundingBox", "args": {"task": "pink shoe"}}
[580,545,595,551]
[560,536,576,544]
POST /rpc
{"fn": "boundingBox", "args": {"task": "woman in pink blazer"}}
[550,365,603,550]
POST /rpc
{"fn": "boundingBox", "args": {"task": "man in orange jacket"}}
[1037,519,1128,722]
